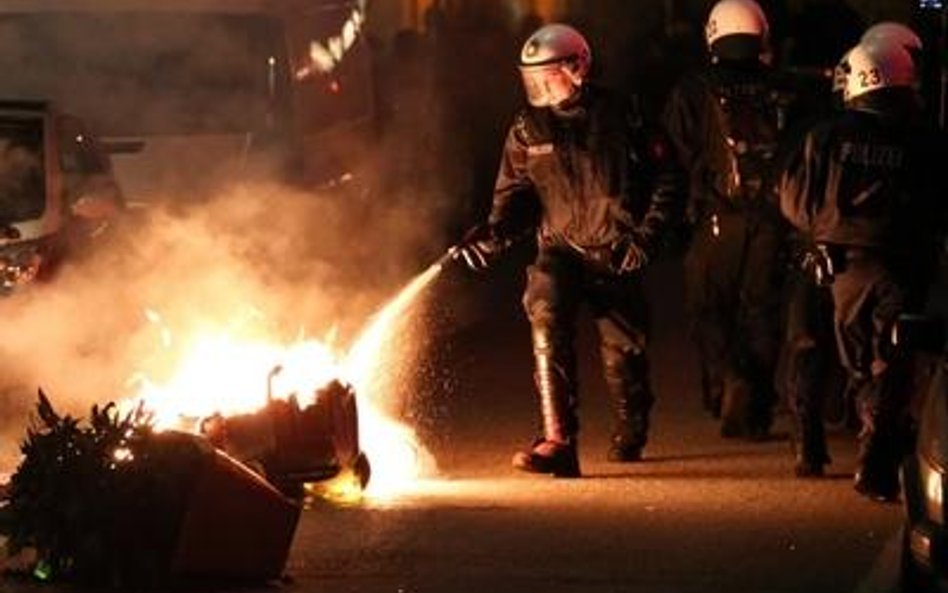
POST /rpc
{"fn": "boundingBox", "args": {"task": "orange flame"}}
[123,261,446,500]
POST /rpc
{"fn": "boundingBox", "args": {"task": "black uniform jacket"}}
[779,106,946,255]
[488,84,682,263]
[663,61,810,222]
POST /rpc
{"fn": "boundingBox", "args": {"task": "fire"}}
[127,333,340,431]
[122,261,447,501]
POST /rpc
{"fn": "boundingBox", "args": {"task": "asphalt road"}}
[279,256,906,593]
[0,256,907,593]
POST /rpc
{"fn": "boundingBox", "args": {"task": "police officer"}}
[663,0,796,438]
[456,24,681,477]
[830,23,923,107]
[784,23,925,478]
[780,41,946,501]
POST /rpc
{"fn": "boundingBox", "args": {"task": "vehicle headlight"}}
[922,455,945,526]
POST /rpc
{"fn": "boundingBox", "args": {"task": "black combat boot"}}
[793,424,832,478]
[720,369,775,441]
[701,363,723,419]
[512,438,580,478]
[719,372,751,438]
[852,374,910,502]
[853,427,901,502]
[603,350,653,462]
[512,329,580,478]
[786,344,831,476]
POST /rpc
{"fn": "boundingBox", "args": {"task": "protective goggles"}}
[519,62,579,108]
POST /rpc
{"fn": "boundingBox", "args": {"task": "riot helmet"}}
[862,22,923,56]
[862,22,923,87]
[519,24,591,108]
[841,41,916,104]
[705,0,769,62]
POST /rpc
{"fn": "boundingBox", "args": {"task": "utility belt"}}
[692,187,779,234]
[799,244,835,287]
[538,230,620,275]
[694,207,778,240]
[799,244,889,286]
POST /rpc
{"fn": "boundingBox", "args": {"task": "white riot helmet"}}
[862,22,923,55]
[705,0,769,48]
[519,24,591,108]
[862,22,923,87]
[841,41,916,104]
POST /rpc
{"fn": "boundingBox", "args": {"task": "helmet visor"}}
[519,63,577,108]
[831,62,848,94]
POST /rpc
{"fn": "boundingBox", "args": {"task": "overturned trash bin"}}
[2,392,301,587]
[201,380,372,498]
[167,438,300,582]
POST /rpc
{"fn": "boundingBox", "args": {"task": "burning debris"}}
[0,262,447,575]
[0,372,392,586]
[200,379,371,498]
[0,382,372,586]
[0,391,300,586]
[0,247,455,586]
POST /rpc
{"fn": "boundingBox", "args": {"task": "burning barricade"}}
[0,391,300,586]
[0,376,372,587]
[200,378,371,497]
[0,234,454,586]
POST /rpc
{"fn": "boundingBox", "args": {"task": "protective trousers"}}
[779,271,838,469]
[684,209,783,437]
[830,257,916,494]
[522,248,654,451]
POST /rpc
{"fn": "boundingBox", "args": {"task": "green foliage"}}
[4,390,201,586]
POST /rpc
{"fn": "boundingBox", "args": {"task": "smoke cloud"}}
[0,170,456,467]
[0,5,467,472]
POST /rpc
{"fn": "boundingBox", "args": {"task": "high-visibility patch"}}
[527,143,555,156]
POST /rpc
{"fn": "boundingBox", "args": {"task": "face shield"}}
[519,62,579,108]
[832,61,849,96]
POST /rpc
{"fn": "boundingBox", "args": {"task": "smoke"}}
[0,166,456,465]
[0,5,503,472]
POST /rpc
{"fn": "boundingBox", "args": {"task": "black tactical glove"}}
[611,234,649,275]
[452,225,507,272]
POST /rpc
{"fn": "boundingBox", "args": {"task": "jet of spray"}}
[342,246,459,396]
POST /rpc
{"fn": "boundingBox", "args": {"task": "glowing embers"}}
[125,319,437,501]
[123,260,445,502]
[127,328,342,432]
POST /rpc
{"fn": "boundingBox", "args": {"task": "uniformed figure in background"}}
[779,40,946,501]
[663,0,797,439]
[781,22,926,478]
[456,24,681,477]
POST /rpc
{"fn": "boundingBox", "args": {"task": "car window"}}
[0,115,45,223]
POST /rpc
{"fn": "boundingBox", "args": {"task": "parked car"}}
[0,100,122,295]
[900,314,948,592]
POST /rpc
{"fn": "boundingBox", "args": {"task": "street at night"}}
[0,0,943,591]
[5,259,905,593]
[278,258,905,593]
